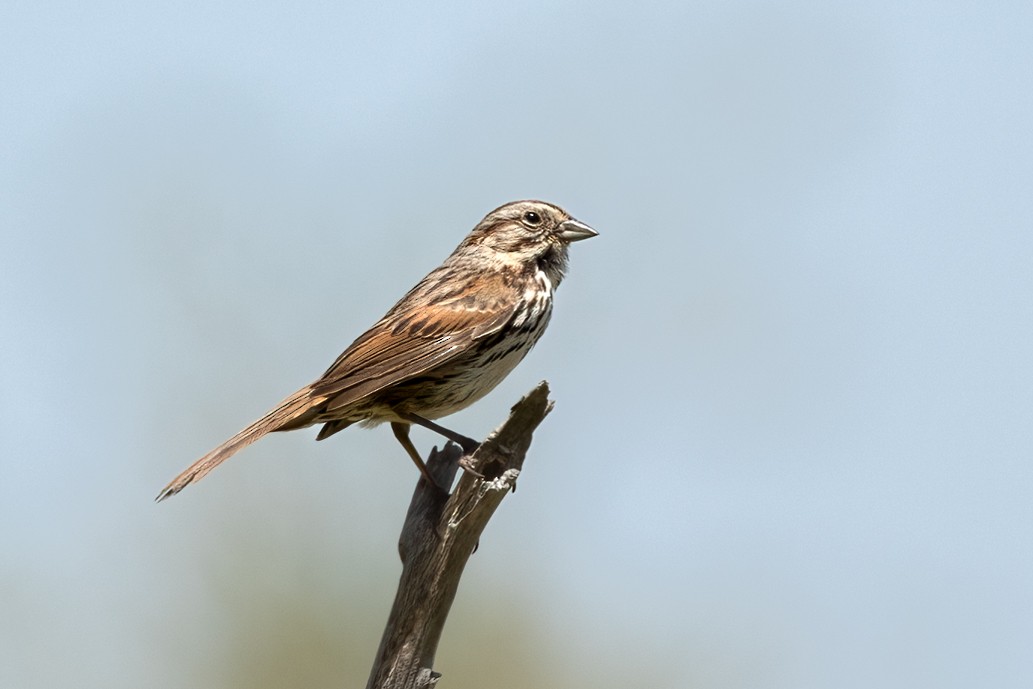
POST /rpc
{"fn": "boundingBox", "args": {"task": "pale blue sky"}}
[2,2,1032,688]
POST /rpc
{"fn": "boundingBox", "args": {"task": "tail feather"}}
[156,386,322,501]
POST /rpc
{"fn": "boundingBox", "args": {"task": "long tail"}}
[156,386,323,501]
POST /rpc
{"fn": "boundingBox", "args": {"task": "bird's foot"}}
[458,452,483,478]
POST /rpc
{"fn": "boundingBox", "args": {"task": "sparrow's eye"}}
[522,211,542,227]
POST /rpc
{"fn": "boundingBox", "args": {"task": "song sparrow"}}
[157,200,597,500]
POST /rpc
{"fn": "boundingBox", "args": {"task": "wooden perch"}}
[365,381,553,689]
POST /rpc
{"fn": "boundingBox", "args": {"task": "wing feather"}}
[311,271,523,412]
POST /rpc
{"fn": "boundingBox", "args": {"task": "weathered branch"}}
[365,381,553,689]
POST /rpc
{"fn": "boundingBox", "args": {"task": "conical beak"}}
[556,218,599,243]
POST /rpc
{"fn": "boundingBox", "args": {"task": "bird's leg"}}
[397,412,480,454]
[390,422,441,488]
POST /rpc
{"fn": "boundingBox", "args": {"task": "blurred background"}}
[2,1,1032,687]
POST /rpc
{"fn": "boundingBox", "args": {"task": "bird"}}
[157,200,597,500]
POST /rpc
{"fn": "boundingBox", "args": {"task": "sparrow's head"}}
[461,200,597,283]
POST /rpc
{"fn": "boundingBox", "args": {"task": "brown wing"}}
[311,271,523,412]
